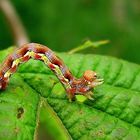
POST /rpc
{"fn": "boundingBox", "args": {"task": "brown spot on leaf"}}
[14,127,20,133]
[79,110,83,115]
[17,107,24,119]
[92,128,105,137]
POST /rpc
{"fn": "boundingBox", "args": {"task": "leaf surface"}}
[0,47,140,140]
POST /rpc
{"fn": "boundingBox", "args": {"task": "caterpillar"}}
[0,43,103,101]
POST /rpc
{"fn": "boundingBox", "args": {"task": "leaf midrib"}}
[17,73,72,139]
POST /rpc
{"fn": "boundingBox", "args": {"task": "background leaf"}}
[0,0,140,63]
[0,47,140,140]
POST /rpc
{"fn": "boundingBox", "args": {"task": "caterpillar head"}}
[68,70,104,101]
[83,70,104,89]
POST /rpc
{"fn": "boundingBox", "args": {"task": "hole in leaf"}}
[17,107,24,119]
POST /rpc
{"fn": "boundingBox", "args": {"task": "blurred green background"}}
[0,1,140,140]
[0,0,140,64]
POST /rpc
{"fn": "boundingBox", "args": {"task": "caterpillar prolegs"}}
[0,43,103,101]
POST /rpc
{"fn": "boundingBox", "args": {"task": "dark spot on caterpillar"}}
[53,57,62,66]
[64,72,73,81]
[18,46,29,56]
[17,107,24,119]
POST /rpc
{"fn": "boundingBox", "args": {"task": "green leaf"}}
[0,47,140,140]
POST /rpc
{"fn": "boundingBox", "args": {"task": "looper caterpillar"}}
[0,43,103,101]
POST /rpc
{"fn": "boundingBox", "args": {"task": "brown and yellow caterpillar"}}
[0,43,103,101]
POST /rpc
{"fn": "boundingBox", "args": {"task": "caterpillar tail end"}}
[0,72,8,91]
